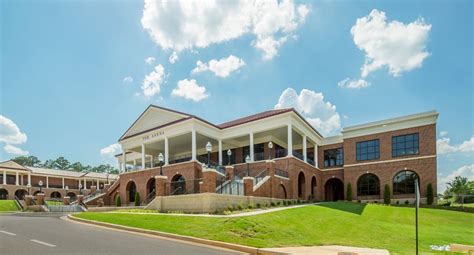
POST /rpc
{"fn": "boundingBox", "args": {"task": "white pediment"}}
[121,105,189,140]
[0,160,29,171]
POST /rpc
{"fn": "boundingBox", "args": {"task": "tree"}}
[384,184,391,205]
[70,162,85,172]
[12,156,41,167]
[134,192,140,206]
[447,176,473,203]
[115,195,121,207]
[346,183,353,202]
[426,183,434,205]
[53,156,70,170]
[42,159,55,168]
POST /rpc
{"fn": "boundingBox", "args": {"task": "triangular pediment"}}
[120,105,190,140]
[0,160,29,171]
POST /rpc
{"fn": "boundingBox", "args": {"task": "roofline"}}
[342,110,439,133]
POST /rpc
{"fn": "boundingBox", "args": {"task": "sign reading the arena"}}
[142,131,164,141]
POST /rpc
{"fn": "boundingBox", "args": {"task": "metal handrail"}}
[275,169,289,178]
[254,169,268,186]
[143,190,156,204]
[293,151,304,161]
[14,196,24,210]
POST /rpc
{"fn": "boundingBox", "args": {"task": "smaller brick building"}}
[105,105,438,206]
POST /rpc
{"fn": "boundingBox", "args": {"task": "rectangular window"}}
[392,133,419,157]
[324,148,343,167]
[356,139,380,161]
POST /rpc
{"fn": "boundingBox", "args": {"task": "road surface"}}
[0,213,244,255]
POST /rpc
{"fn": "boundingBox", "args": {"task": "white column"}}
[46,176,49,188]
[78,179,81,189]
[303,135,307,162]
[164,137,169,165]
[21,175,24,186]
[287,123,293,156]
[123,150,127,172]
[141,144,146,170]
[28,172,31,186]
[15,171,19,185]
[133,159,137,169]
[83,177,87,189]
[314,144,318,167]
[249,133,254,161]
[62,177,65,189]
[191,129,197,160]
[96,179,99,187]
[149,155,154,168]
[218,140,223,165]
[3,171,6,185]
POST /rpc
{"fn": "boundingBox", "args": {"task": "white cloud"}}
[123,76,133,83]
[0,115,27,144]
[337,78,370,89]
[168,51,178,64]
[141,0,309,60]
[100,143,121,157]
[274,88,341,136]
[141,64,166,98]
[437,136,474,155]
[145,57,156,65]
[438,164,474,192]
[351,9,431,78]
[0,115,29,156]
[171,79,209,102]
[439,131,448,137]
[4,144,29,156]
[192,55,245,78]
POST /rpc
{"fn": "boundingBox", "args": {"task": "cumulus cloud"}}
[337,78,370,89]
[437,136,474,155]
[0,115,29,156]
[123,76,133,83]
[438,164,474,192]
[145,57,156,65]
[4,144,29,156]
[141,0,309,60]
[141,64,166,98]
[351,9,431,78]
[100,143,121,157]
[274,88,341,136]
[439,131,448,137]
[171,79,209,102]
[168,51,178,64]
[192,55,245,78]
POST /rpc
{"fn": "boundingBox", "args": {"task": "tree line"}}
[11,155,119,174]
[443,176,474,204]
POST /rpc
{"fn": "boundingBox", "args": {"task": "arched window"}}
[357,173,380,196]
[393,170,418,195]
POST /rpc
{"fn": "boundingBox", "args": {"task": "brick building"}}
[107,105,437,206]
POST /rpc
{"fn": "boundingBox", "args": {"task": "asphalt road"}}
[0,213,244,255]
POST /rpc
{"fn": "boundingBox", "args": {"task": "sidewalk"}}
[259,245,390,255]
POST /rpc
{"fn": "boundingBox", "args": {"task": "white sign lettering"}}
[142,131,164,141]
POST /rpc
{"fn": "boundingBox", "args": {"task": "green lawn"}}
[46,201,64,205]
[76,202,474,254]
[0,200,20,212]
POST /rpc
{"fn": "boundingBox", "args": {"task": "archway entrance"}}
[325,178,344,201]
[0,189,8,200]
[278,184,287,199]
[170,174,186,195]
[15,189,28,200]
[126,181,137,203]
[146,178,156,197]
[311,176,317,199]
[297,172,306,199]
[67,192,76,201]
[50,191,61,199]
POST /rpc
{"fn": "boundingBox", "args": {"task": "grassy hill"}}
[76,202,474,254]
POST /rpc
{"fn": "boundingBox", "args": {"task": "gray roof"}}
[26,167,118,180]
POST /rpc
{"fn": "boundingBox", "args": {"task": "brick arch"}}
[356,173,381,197]
[324,177,344,201]
[310,175,317,199]
[50,191,62,199]
[126,180,137,203]
[392,169,420,196]
[0,188,8,200]
[14,189,28,200]
[297,171,306,199]
[277,183,288,199]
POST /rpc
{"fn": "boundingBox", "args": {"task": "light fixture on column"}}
[38,180,43,194]
[206,141,212,168]
[268,141,273,160]
[79,183,83,195]
[65,185,69,195]
[227,149,232,166]
[158,153,164,175]
[245,155,251,176]
[27,184,31,195]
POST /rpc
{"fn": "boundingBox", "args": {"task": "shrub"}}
[283,200,287,206]
[256,203,261,208]
[134,192,140,206]
[227,204,234,211]
[237,202,244,211]
[115,195,121,207]
[384,184,391,205]
[427,183,434,205]
[346,183,353,202]
[357,200,361,203]
[405,200,409,205]
[247,203,254,209]
[396,200,400,205]
[270,202,276,207]
[276,201,281,206]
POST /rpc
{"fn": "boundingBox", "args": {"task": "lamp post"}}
[245,155,251,177]
[79,183,83,195]
[65,185,69,196]
[27,184,31,195]
[227,149,232,166]
[38,180,43,194]
[158,153,164,175]
[206,142,212,168]
[268,141,273,160]
[106,170,109,185]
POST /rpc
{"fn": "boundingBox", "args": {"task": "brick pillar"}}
[97,198,104,207]
[63,196,70,205]
[202,169,217,193]
[243,177,254,196]
[36,193,45,205]
[266,160,275,198]
[77,195,84,204]
[104,184,110,191]
[91,185,97,193]
[155,175,168,196]
[25,195,33,206]
[225,166,234,180]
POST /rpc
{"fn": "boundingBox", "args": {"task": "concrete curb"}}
[67,214,279,255]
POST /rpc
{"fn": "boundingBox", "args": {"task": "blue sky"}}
[1,0,472,191]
